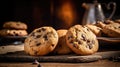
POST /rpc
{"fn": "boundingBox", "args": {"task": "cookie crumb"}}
[32,60,39,65]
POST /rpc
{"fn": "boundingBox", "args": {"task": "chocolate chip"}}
[88,43,92,46]
[41,28,46,31]
[78,41,82,44]
[36,43,41,46]
[30,32,35,36]
[86,45,92,49]
[36,29,41,32]
[51,44,54,47]
[36,35,41,38]
[73,44,79,49]
[86,28,90,31]
[15,33,19,36]
[87,41,93,49]
[81,34,87,41]
[88,45,93,49]
[13,31,16,34]
[69,40,74,44]
[68,36,73,40]
[87,39,90,43]
[48,31,57,38]
[43,35,48,40]
[75,39,77,42]
[75,28,80,31]
[75,39,82,44]
[2,47,4,49]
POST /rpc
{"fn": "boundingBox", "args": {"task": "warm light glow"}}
[57,1,76,28]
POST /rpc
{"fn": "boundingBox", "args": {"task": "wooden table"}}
[0,60,120,67]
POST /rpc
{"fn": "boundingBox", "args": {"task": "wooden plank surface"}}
[0,44,24,54]
[0,60,120,67]
[0,42,120,63]
[0,51,119,63]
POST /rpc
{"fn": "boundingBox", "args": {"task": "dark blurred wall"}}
[0,0,14,30]
[0,0,120,33]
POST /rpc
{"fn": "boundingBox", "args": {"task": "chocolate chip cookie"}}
[53,29,72,54]
[101,22,120,37]
[0,29,28,36]
[86,24,102,37]
[66,25,99,55]
[24,26,58,56]
[3,21,27,30]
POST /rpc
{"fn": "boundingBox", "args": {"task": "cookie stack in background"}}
[0,21,28,36]
[96,20,120,38]
[84,19,120,38]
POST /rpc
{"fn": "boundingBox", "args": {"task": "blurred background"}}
[0,0,119,33]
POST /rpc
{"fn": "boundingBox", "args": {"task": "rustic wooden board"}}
[0,38,120,63]
[0,44,24,54]
[0,43,120,63]
[0,51,119,63]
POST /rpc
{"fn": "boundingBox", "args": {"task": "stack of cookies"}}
[84,19,120,38]
[0,21,28,36]
[96,20,120,38]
